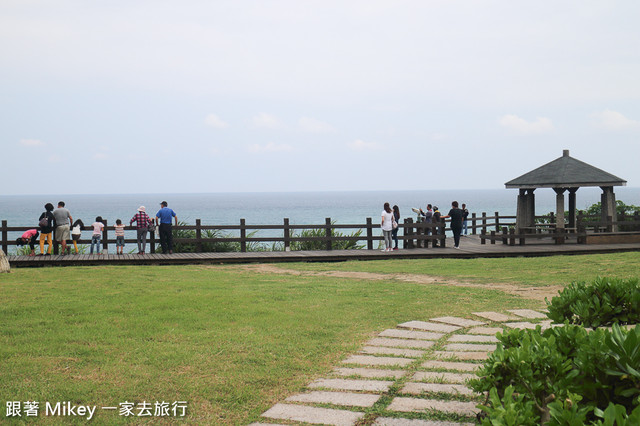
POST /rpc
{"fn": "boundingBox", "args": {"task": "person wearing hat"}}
[156,201,178,254]
[16,229,39,256]
[130,206,153,255]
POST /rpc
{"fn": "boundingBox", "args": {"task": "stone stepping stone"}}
[309,378,394,392]
[434,351,489,361]
[504,321,538,330]
[508,309,547,319]
[379,329,443,341]
[342,355,413,367]
[361,346,426,358]
[401,382,475,396]
[387,397,478,416]
[448,334,499,343]
[261,403,364,426]
[468,326,504,335]
[286,391,381,407]
[472,311,517,322]
[367,337,436,350]
[333,367,407,379]
[421,360,480,372]
[430,316,485,327]
[412,371,476,384]
[398,320,461,333]
[249,423,289,426]
[444,343,497,352]
[373,418,474,426]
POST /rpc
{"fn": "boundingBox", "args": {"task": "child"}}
[71,219,84,254]
[115,219,125,255]
[90,216,104,255]
[16,229,39,256]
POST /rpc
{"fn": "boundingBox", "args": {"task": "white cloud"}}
[48,154,61,163]
[92,152,109,160]
[20,139,43,147]
[252,113,281,129]
[348,139,382,151]
[204,113,228,129]
[590,110,640,131]
[298,117,334,133]
[246,142,292,153]
[498,115,554,134]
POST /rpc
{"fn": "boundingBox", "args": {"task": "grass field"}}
[0,253,637,424]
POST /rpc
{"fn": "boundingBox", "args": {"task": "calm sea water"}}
[2,188,639,253]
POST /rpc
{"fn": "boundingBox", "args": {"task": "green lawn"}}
[0,254,636,424]
[280,252,640,286]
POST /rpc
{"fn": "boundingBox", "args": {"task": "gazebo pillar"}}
[553,188,566,229]
[568,188,578,229]
[516,188,536,232]
[601,186,617,231]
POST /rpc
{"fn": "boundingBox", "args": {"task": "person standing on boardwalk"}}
[16,229,39,256]
[442,201,464,249]
[419,204,434,246]
[90,216,104,255]
[130,206,152,255]
[391,205,401,250]
[432,206,442,247]
[52,201,73,255]
[156,201,177,254]
[462,203,470,235]
[38,203,55,255]
[381,202,395,252]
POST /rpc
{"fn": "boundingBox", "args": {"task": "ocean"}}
[2,188,639,253]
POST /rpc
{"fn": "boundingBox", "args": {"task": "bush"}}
[170,221,240,253]
[546,277,640,328]
[289,225,364,251]
[470,324,640,425]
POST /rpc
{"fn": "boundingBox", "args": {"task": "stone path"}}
[252,309,549,425]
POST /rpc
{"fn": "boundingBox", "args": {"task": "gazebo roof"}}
[505,150,627,189]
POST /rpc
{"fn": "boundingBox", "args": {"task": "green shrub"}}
[471,324,640,425]
[289,225,364,251]
[546,277,640,328]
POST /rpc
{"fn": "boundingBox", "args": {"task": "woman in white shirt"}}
[381,202,395,252]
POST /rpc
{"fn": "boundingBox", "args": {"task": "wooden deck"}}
[7,236,640,267]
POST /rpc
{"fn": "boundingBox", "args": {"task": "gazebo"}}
[505,150,627,233]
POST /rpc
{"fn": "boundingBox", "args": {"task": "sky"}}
[2,0,639,195]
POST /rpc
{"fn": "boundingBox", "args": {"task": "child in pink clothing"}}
[90,216,104,255]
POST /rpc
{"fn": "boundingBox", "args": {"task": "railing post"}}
[634,211,640,232]
[471,213,477,235]
[240,219,247,253]
[480,230,486,245]
[501,227,508,245]
[509,228,515,246]
[1,220,7,254]
[283,218,290,252]
[490,230,496,244]
[325,218,332,251]
[606,215,613,233]
[366,218,373,250]
[102,219,108,253]
[195,219,203,253]
[402,218,408,249]
[482,212,487,235]
[577,211,585,243]
[149,223,156,253]
[406,218,414,249]
[439,219,446,248]
[519,228,525,245]
[495,211,500,233]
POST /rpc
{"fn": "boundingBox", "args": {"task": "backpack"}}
[39,214,49,228]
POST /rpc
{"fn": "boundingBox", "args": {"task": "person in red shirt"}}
[16,229,39,256]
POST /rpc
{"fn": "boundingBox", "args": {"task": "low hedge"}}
[546,277,640,328]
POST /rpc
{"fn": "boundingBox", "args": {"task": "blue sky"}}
[2,1,639,195]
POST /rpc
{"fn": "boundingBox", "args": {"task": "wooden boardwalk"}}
[7,236,640,268]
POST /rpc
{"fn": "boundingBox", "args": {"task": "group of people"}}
[16,201,179,256]
[381,201,470,250]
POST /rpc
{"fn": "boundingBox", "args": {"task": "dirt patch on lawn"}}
[238,264,561,302]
